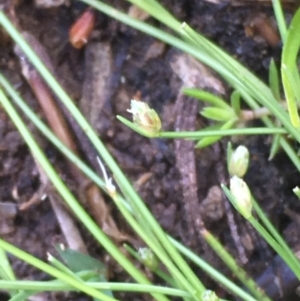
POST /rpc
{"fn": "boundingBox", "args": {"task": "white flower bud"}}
[230,176,252,219]
[201,290,219,301]
[127,100,161,134]
[228,145,249,178]
[138,247,158,271]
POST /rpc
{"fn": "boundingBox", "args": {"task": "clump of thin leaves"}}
[0,1,300,301]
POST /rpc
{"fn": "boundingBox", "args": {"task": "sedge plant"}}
[0,11,257,301]
[0,1,300,301]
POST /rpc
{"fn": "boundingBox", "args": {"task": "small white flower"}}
[138,247,158,271]
[127,99,161,133]
[201,290,219,301]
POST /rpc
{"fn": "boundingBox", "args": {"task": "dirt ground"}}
[1,0,300,300]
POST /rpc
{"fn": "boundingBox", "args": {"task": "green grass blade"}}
[269,59,280,102]
[281,7,300,127]
[202,228,272,301]
[252,197,300,274]
[268,133,281,160]
[1,279,191,297]
[183,88,230,109]
[272,0,287,42]
[281,67,300,127]
[230,90,241,116]
[170,238,258,301]
[0,248,15,281]
[201,107,235,122]
[159,127,286,139]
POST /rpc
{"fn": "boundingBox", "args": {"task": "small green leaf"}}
[201,107,235,122]
[8,290,35,301]
[56,247,113,300]
[195,123,223,148]
[183,88,230,109]
[0,248,15,281]
[282,67,300,127]
[269,59,280,102]
[56,247,106,274]
[195,119,236,148]
[195,135,221,148]
[268,133,281,160]
[48,253,81,280]
[230,90,241,116]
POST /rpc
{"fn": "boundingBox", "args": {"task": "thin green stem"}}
[249,217,300,281]
[252,197,300,274]
[118,115,287,138]
[240,88,300,172]
[170,238,258,301]
[0,247,17,297]
[272,0,287,42]
[201,229,272,301]
[0,247,16,281]
[224,181,300,283]
[159,128,286,138]
[0,280,190,297]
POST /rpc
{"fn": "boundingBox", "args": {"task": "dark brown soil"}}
[1,1,300,300]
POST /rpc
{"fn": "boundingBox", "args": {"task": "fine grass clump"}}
[0,1,300,301]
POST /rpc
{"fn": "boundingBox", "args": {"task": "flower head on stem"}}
[127,99,161,135]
